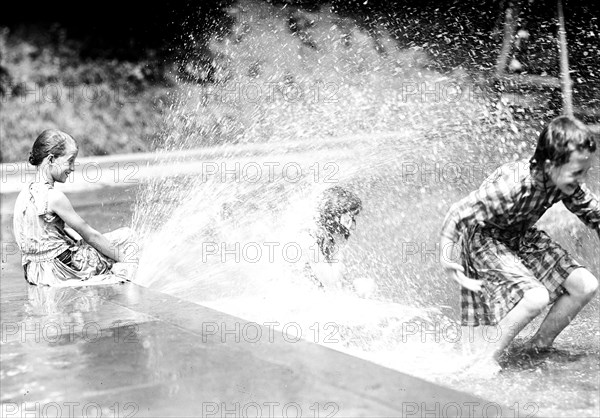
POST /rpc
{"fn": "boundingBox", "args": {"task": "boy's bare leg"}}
[462,287,549,374]
[475,287,549,361]
[526,269,598,349]
[463,325,510,356]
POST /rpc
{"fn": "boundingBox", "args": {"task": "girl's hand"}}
[111,262,137,281]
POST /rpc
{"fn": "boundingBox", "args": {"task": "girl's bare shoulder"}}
[46,187,72,212]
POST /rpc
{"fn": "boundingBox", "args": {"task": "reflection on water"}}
[25,285,112,316]
[1,285,149,406]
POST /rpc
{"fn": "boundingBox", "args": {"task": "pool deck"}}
[1,275,510,417]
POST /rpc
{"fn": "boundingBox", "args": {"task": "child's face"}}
[547,149,594,195]
[49,143,78,183]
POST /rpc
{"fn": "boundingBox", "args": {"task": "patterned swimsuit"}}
[13,181,133,286]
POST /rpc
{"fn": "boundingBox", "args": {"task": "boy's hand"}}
[443,261,483,293]
[455,273,484,293]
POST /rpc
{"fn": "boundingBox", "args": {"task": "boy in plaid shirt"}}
[440,116,599,373]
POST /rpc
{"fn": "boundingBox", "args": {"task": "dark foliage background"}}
[1,0,598,161]
[2,0,598,61]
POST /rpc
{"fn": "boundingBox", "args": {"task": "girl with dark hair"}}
[312,186,362,261]
[13,129,137,286]
[304,186,375,295]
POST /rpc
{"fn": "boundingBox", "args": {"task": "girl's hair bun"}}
[29,129,76,166]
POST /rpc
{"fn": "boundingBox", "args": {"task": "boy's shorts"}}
[460,227,582,326]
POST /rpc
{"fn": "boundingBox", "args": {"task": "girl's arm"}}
[48,189,125,262]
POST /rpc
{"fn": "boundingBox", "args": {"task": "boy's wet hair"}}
[530,116,597,168]
[316,186,362,239]
[29,129,77,166]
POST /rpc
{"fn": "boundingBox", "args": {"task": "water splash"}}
[131,0,599,389]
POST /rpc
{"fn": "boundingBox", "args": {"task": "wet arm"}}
[440,173,513,266]
[440,207,483,292]
[563,184,600,240]
[440,168,515,290]
[48,189,125,262]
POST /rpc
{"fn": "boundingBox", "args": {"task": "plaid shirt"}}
[441,160,600,261]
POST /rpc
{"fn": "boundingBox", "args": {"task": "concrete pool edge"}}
[0,280,512,417]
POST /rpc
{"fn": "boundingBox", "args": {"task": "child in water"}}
[12,129,137,286]
[440,116,599,374]
[305,186,376,295]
